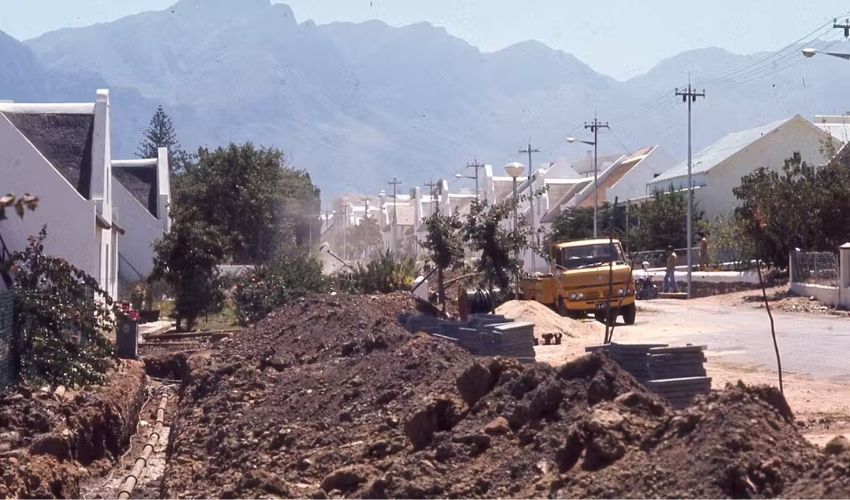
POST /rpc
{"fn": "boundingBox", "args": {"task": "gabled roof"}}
[2,111,94,198]
[576,147,652,208]
[653,116,804,183]
[113,166,158,217]
[539,178,591,224]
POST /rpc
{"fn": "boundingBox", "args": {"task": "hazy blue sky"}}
[2,0,849,79]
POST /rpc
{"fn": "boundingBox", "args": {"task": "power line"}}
[699,21,836,85]
[608,128,633,156]
[561,12,850,134]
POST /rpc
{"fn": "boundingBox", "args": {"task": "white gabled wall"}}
[0,113,99,281]
[700,117,836,219]
[607,147,676,203]
[113,180,163,282]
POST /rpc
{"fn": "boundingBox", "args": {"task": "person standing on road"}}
[698,232,709,271]
[663,245,679,293]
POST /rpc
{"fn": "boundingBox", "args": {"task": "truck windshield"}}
[558,243,625,270]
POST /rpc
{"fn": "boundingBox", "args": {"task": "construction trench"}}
[2,292,850,498]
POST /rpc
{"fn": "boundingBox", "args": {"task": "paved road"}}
[612,298,850,382]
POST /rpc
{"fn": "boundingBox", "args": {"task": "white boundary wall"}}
[789,244,850,308]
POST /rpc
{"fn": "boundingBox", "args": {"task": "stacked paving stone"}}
[585,342,711,408]
[399,313,535,362]
[585,343,666,383]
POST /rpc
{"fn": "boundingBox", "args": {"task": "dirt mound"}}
[496,299,604,339]
[162,292,848,498]
[554,382,823,498]
[0,361,146,498]
[784,435,850,498]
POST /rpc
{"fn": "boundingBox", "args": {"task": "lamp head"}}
[504,162,526,178]
[802,48,816,58]
[566,137,577,144]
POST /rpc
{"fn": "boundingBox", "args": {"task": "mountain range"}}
[3,0,850,198]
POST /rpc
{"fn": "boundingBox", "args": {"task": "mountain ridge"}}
[4,2,848,197]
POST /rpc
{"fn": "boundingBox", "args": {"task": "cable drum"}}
[458,287,505,318]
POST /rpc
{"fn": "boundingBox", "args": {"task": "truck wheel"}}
[622,303,637,325]
[557,296,568,316]
[594,310,613,324]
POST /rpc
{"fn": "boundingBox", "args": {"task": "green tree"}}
[137,105,192,174]
[173,143,320,264]
[703,212,757,269]
[151,220,226,331]
[733,153,850,264]
[344,215,383,259]
[549,202,630,247]
[11,228,116,387]
[463,198,533,290]
[421,207,464,310]
[631,187,703,251]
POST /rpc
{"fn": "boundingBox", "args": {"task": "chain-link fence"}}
[0,290,15,390]
[792,251,839,286]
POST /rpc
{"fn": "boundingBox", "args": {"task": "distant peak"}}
[170,0,276,21]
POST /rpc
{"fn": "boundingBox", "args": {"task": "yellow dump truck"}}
[520,238,636,324]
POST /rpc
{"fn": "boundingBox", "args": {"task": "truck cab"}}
[520,238,636,324]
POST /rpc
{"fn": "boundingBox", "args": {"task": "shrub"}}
[233,246,325,325]
[151,220,226,331]
[336,248,416,294]
[11,228,116,387]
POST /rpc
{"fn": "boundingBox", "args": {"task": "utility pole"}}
[675,83,706,300]
[342,204,349,261]
[466,157,485,201]
[424,180,438,213]
[835,17,850,38]
[388,177,402,253]
[519,141,540,272]
[584,116,609,238]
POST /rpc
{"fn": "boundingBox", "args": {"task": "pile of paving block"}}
[400,313,536,362]
[586,342,711,408]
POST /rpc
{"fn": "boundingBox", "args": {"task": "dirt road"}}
[533,288,850,446]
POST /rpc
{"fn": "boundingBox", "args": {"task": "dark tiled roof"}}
[3,112,94,199]
[113,167,158,217]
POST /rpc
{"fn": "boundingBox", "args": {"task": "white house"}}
[111,147,171,286]
[605,146,676,204]
[813,114,850,144]
[0,90,120,297]
[648,115,842,219]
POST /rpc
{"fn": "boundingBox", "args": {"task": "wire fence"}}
[0,290,15,390]
[792,251,839,287]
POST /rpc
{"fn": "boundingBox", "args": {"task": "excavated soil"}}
[160,292,849,498]
[0,361,146,498]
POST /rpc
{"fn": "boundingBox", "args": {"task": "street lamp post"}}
[387,178,402,253]
[802,47,850,60]
[505,162,526,299]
